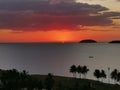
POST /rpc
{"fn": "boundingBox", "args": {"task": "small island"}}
[79,39,97,43]
[109,40,120,43]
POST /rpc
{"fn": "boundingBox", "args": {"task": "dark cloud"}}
[101,12,120,18]
[0,0,119,31]
[49,0,76,4]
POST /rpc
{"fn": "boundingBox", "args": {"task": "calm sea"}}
[0,43,120,81]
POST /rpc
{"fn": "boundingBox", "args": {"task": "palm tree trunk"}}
[97,78,99,81]
[73,73,76,78]
[73,73,74,78]
[74,73,76,78]
[84,74,86,79]
[79,73,81,78]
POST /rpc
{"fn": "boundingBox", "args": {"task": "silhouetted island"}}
[109,40,120,43]
[79,39,97,43]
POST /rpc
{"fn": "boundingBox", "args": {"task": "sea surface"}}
[0,43,120,82]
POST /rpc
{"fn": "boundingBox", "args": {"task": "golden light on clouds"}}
[76,0,120,11]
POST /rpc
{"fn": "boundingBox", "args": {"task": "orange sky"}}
[1,28,120,42]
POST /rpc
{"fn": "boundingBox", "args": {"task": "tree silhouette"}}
[94,69,106,82]
[70,65,77,78]
[77,65,82,78]
[20,70,29,88]
[94,69,101,81]
[45,73,55,90]
[116,72,120,83]
[0,69,21,90]
[81,66,89,78]
[100,70,106,82]
[26,76,37,90]
[111,69,118,83]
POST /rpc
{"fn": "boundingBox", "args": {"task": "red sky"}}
[0,0,120,42]
[1,30,120,42]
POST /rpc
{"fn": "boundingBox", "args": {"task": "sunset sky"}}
[0,0,120,42]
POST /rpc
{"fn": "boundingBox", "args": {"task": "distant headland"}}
[109,40,120,43]
[79,39,97,43]
[1,40,120,43]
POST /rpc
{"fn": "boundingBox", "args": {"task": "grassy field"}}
[31,74,120,90]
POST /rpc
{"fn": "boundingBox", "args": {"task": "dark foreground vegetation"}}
[0,66,120,90]
[0,69,44,90]
[34,75,120,90]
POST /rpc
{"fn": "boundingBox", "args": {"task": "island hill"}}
[79,39,120,43]
[79,39,97,43]
[109,40,120,43]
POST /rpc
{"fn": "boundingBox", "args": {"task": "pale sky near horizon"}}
[77,0,120,11]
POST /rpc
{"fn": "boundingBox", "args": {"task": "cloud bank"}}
[0,0,120,31]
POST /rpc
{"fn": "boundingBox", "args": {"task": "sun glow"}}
[52,31,73,43]
[1,28,120,42]
[0,30,83,43]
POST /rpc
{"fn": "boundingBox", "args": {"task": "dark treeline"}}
[70,65,120,84]
[1,66,120,90]
[0,68,96,90]
[70,65,89,78]
[0,69,54,90]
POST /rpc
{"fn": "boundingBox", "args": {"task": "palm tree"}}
[111,69,118,83]
[82,66,89,78]
[117,72,120,83]
[100,70,106,82]
[94,69,101,81]
[45,73,55,90]
[70,65,77,78]
[20,70,29,89]
[77,65,82,78]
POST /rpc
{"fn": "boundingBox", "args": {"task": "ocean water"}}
[0,43,120,81]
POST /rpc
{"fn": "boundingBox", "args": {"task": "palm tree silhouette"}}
[22,70,30,89]
[82,66,89,78]
[101,70,106,82]
[45,73,55,90]
[116,72,120,82]
[77,65,82,78]
[111,69,118,84]
[70,65,77,78]
[94,69,101,81]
